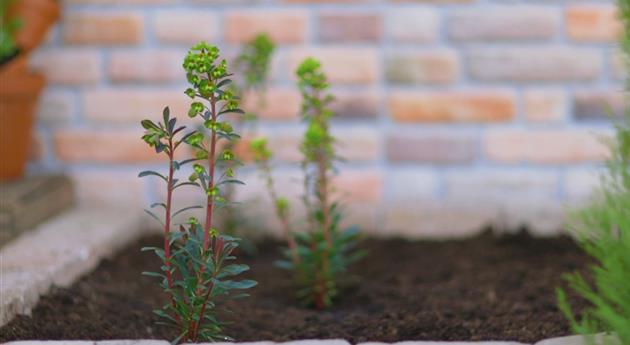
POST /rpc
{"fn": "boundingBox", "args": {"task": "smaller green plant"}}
[222,33,275,239]
[0,0,21,62]
[556,113,630,345]
[139,42,255,343]
[254,57,364,309]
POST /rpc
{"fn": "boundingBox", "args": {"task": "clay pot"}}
[9,0,60,53]
[0,55,45,181]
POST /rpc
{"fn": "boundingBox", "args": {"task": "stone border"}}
[1,334,619,345]
[0,205,146,326]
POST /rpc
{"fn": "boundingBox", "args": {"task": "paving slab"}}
[0,205,145,326]
[360,342,529,345]
[534,333,620,345]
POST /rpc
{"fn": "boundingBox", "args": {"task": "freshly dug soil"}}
[1,230,589,343]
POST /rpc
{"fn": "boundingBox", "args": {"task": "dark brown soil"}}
[1,230,589,343]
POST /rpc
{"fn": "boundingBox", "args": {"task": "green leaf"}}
[144,209,164,226]
[138,170,168,182]
[172,205,204,218]
[163,106,170,125]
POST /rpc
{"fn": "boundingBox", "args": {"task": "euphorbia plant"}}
[254,58,363,309]
[139,42,255,343]
[222,33,275,237]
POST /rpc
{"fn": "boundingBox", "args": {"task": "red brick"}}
[225,10,308,44]
[29,49,101,84]
[331,90,381,119]
[54,129,163,164]
[153,11,219,44]
[566,5,621,42]
[573,91,627,120]
[318,13,382,43]
[83,89,191,124]
[386,8,438,43]
[108,50,183,83]
[385,50,458,84]
[288,47,378,84]
[484,129,609,164]
[242,87,300,121]
[389,91,514,123]
[387,131,477,164]
[523,89,566,123]
[467,47,601,82]
[332,169,383,203]
[448,6,557,41]
[63,12,144,45]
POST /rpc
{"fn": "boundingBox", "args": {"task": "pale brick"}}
[566,5,621,42]
[387,131,477,164]
[484,129,610,164]
[65,0,175,3]
[565,169,601,203]
[54,129,163,163]
[283,0,367,3]
[63,12,143,44]
[331,90,380,119]
[384,168,437,202]
[385,50,458,85]
[446,169,558,201]
[36,89,75,124]
[610,50,627,80]
[29,49,101,84]
[468,47,602,82]
[523,89,567,123]
[573,91,627,120]
[109,50,184,83]
[71,170,146,206]
[388,0,474,3]
[225,10,308,44]
[288,47,378,84]
[386,8,438,43]
[243,87,300,121]
[448,6,557,41]
[389,91,515,123]
[383,201,495,239]
[153,11,219,44]
[83,89,191,124]
[333,126,380,162]
[318,13,382,43]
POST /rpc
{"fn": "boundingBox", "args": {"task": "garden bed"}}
[0,230,589,344]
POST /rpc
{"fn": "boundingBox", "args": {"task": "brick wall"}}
[30,0,627,238]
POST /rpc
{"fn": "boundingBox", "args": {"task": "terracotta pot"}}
[9,0,60,53]
[0,55,45,182]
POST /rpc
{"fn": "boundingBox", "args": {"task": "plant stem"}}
[165,139,181,324]
[204,92,218,251]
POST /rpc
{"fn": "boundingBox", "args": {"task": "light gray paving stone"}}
[189,342,275,345]
[98,340,170,345]
[534,333,620,345]
[360,342,529,345]
[282,341,351,345]
[3,340,94,345]
[0,205,145,326]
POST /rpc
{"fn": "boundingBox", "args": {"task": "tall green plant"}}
[139,42,255,343]
[556,1,630,343]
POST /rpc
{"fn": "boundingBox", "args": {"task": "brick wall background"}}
[29,0,627,238]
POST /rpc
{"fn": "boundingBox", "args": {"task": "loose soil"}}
[1,230,589,343]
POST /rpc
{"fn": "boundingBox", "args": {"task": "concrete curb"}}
[2,334,619,345]
[0,205,146,326]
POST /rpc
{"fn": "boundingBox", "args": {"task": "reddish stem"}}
[165,139,181,324]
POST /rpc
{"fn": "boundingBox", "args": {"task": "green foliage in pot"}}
[222,33,275,240]
[252,58,364,310]
[0,0,21,62]
[139,42,256,343]
[556,2,630,343]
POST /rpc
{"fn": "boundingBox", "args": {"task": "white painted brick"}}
[384,168,438,202]
[446,169,557,201]
[565,169,602,203]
